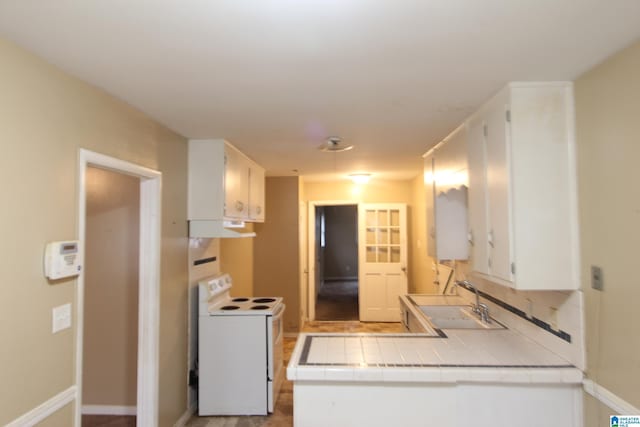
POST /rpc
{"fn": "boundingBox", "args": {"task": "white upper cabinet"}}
[248,160,265,222]
[424,124,469,262]
[466,116,489,275]
[466,82,579,290]
[188,139,265,237]
[223,143,250,220]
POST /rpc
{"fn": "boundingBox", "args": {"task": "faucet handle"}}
[478,303,490,323]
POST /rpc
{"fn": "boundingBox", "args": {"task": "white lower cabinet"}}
[293,381,582,427]
[466,82,579,290]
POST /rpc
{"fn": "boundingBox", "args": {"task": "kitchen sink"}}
[418,305,506,330]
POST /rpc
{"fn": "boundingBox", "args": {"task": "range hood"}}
[189,220,256,238]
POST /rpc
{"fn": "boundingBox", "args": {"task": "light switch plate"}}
[591,265,604,291]
[52,303,72,333]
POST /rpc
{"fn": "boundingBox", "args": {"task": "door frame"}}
[75,149,162,426]
[307,200,357,321]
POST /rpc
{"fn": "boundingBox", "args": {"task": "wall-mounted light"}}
[349,173,371,184]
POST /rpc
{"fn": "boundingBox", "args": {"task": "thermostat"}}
[44,240,83,280]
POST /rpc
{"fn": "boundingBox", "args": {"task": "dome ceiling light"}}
[349,173,371,184]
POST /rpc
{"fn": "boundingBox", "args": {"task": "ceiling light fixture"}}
[319,136,353,152]
[349,173,371,184]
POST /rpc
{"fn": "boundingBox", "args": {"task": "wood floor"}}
[314,280,359,321]
[82,414,136,426]
[186,321,402,427]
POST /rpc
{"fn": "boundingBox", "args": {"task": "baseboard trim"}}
[6,386,77,427]
[583,379,640,414]
[82,405,137,416]
[173,404,196,427]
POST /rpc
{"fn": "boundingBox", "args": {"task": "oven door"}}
[266,303,285,412]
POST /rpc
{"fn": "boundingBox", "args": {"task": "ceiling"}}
[1,1,639,181]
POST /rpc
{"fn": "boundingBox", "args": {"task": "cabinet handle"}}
[468,231,474,246]
[235,201,244,212]
[488,230,494,248]
[256,206,262,215]
[429,226,436,239]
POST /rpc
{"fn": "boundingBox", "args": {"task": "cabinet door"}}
[484,101,513,282]
[432,125,469,261]
[466,117,489,275]
[248,163,265,222]
[424,154,437,258]
[224,147,249,220]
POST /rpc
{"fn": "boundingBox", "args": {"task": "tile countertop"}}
[287,316,583,385]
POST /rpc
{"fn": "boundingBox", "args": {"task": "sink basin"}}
[418,305,506,330]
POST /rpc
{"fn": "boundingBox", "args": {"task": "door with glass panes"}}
[358,204,407,321]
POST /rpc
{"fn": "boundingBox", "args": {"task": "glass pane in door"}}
[378,210,388,227]
[366,210,377,227]
[378,246,389,263]
[390,228,400,245]
[390,209,400,227]
[366,246,377,263]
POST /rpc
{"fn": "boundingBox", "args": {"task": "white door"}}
[358,204,408,322]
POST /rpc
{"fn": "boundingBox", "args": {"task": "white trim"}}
[583,379,640,415]
[76,149,162,427]
[6,386,77,427]
[173,405,196,427]
[81,405,137,416]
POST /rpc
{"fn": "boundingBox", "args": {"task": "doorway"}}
[76,150,161,426]
[313,204,359,321]
[82,167,139,425]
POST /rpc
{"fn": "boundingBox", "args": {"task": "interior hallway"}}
[186,321,403,427]
[314,280,359,321]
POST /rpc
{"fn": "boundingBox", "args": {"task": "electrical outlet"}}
[591,265,604,291]
[52,303,72,333]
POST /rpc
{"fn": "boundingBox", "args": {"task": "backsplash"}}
[448,261,585,370]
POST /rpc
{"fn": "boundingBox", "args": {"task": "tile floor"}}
[186,321,402,427]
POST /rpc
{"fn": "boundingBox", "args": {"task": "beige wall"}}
[303,179,413,203]
[409,174,436,293]
[575,39,640,422]
[254,177,301,332]
[0,38,189,426]
[220,223,255,297]
[303,178,431,293]
[84,167,139,406]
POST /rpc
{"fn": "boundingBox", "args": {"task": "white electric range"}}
[198,273,285,416]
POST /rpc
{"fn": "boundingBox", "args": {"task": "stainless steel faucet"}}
[455,280,490,323]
